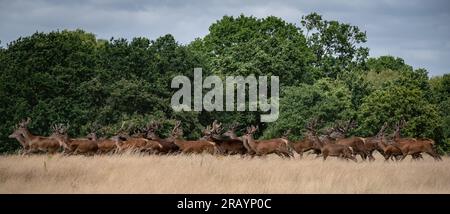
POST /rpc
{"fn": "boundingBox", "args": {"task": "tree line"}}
[1,13,449,153]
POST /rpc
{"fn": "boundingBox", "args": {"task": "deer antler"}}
[203,125,212,136]
[19,117,31,128]
[228,122,239,131]
[89,121,101,133]
[116,121,126,133]
[376,122,388,138]
[171,121,182,136]
[245,125,258,134]
[305,117,321,134]
[282,129,291,138]
[146,121,160,132]
[51,124,58,132]
[211,120,223,135]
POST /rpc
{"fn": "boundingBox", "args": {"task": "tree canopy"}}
[0,14,448,153]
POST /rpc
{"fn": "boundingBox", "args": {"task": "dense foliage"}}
[0,13,448,153]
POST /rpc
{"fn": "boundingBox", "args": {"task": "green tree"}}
[429,74,450,151]
[357,84,440,140]
[301,12,369,78]
[263,78,354,140]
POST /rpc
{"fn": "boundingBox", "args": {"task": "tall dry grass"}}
[0,153,449,193]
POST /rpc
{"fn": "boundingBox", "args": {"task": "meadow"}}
[0,153,448,193]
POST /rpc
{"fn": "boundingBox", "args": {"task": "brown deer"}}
[222,122,254,155]
[50,124,98,155]
[331,120,369,160]
[292,119,322,158]
[303,119,356,162]
[241,125,293,158]
[8,127,30,155]
[13,118,61,154]
[377,138,404,161]
[362,123,390,161]
[298,118,357,162]
[113,122,162,154]
[144,121,180,154]
[86,132,117,154]
[171,121,220,155]
[84,122,118,154]
[202,121,247,155]
[393,120,441,161]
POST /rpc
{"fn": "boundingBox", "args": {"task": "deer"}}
[393,120,441,161]
[241,125,293,158]
[377,137,404,161]
[331,120,369,161]
[12,118,61,154]
[222,122,254,155]
[84,123,117,154]
[144,121,180,154]
[318,142,357,162]
[202,121,247,155]
[86,132,117,154]
[171,121,220,155]
[292,119,322,158]
[49,124,98,155]
[361,122,391,161]
[113,122,162,154]
[8,127,30,155]
[301,118,356,162]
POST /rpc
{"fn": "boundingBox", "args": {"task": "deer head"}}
[223,123,240,138]
[50,123,70,149]
[145,120,161,140]
[245,125,258,135]
[86,121,102,140]
[8,125,22,139]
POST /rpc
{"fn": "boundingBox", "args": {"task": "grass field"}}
[0,153,449,193]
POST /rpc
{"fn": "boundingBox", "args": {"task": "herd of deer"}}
[7,117,442,162]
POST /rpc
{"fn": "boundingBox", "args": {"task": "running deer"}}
[242,125,293,158]
[144,121,180,154]
[292,119,322,158]
[113,122,162,154]
[13,118,61,154]
[85,122,117,154]
[393,120,441,161]
[362,122,389,161]
[8,127,29,155]
[172,121,220,155]
[50,124,98,155]
[331,120,369,160]
[202,121,247,155]
[222,122,254,155]
[304,119,356,162]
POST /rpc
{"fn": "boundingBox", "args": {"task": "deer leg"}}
[298,151,304,159]
[426,151,441,161]
[274,151,285,158]
[400,153,408,161]
[368,151,375,161]
[358,151,366,161]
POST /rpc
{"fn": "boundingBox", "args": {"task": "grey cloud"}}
[0,0,449,76]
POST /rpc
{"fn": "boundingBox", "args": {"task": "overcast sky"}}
[1,0,449,76]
